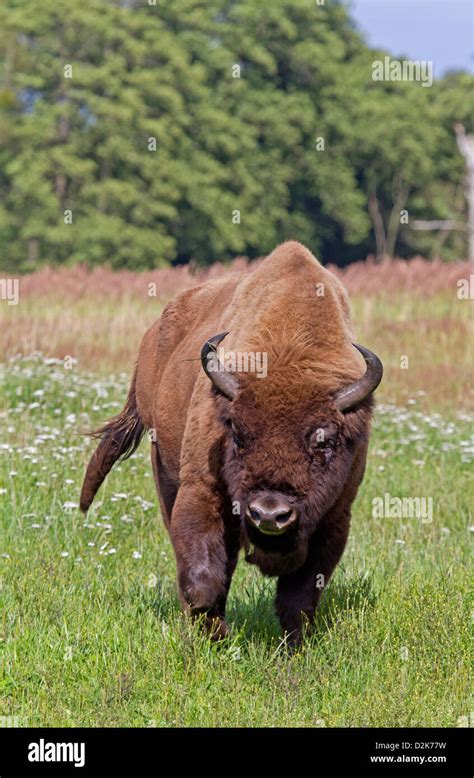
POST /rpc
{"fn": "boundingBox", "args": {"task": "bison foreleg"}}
[275,507,351,646]
[170,486,239,640]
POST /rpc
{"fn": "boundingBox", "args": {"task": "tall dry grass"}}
[1,257,472,410]
[1,255,470,301]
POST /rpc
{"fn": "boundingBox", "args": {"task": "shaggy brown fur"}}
[80,241,381,644]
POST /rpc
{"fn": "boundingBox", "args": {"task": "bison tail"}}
[79,367,145,513]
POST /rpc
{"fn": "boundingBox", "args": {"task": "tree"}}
[0,0,472,270]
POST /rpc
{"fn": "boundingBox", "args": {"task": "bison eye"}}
[308,424,338,464]
[309,424,338,446]
[311,441,335,466]
[314,446,334,465]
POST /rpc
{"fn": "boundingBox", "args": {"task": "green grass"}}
[0,355,471,727]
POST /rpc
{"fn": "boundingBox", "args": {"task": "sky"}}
[349,0,473,78]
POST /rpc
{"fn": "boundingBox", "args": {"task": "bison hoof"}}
[190,610,230,641]
[205,615,231,641]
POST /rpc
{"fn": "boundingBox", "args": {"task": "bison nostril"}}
[249,508,261,524]
[275,510,293,526]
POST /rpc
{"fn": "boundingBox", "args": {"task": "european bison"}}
[80,241,382,645]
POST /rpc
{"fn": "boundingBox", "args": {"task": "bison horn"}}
[333,343,383,411]
[201,332,240,401]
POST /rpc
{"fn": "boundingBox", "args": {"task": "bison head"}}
[201,332,382,575]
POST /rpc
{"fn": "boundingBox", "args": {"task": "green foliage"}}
[0,0,472,270]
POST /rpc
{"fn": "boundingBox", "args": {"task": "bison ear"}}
[200,332,240,401]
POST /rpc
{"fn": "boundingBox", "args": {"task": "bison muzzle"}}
[80,241,382,645]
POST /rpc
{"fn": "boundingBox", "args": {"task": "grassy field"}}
[0,259,472,727]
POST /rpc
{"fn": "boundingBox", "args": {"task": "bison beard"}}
[80,241,382,646]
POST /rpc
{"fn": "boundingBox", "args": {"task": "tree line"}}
[0,0,472,271]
